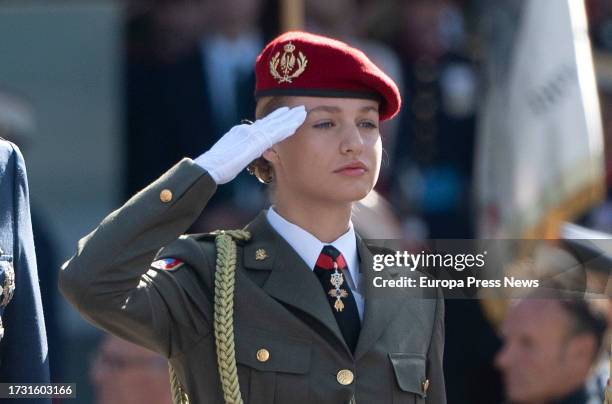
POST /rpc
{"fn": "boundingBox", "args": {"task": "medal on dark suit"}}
[328,262,348,312]
[314,245,361,352]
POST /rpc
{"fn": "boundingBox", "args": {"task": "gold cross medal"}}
[328,262,348,312]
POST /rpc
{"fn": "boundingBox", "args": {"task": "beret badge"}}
[269,42,308,84]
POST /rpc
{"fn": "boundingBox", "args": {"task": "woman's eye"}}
[313,121,334,129]
[359,120,378,129]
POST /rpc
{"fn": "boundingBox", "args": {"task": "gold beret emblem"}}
[269,42,308,84]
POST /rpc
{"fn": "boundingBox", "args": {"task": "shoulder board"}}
[189,232,219,241]
[190,230,252,243]
[151,258,184,271]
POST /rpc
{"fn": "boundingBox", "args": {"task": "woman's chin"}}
[335,184,373,203]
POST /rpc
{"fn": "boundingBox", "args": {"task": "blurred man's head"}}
[208,0,263,38]
[399,0,462,60]
[91,335,171,404]
[495,298,609,403]
[304,0,357,35]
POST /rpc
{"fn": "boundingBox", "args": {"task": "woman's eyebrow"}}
[306,105,379,115]
[360,106,379,114]
[307,105,342,114]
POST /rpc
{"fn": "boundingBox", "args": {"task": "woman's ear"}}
[262,147,279,164]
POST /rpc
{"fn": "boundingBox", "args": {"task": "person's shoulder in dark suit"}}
[0,138,50,403]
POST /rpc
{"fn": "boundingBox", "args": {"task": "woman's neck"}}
[273,196,352,243]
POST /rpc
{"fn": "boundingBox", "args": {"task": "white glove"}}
[195,106,307,184]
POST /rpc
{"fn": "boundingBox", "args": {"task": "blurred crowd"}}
[1,0,612,403]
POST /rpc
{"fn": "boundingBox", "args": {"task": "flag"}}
[475,0,605,239]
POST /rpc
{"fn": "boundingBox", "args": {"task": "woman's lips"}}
[337,168,366,176]
[334,162,368,176]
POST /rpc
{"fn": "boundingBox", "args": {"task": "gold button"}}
[422,379,430,393]
[256,348,270,362]
[160,189,173,203]
[336,369,354,385]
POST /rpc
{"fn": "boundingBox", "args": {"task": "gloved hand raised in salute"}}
[195,105,307,184]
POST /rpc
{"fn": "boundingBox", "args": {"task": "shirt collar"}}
[266,207,359,286]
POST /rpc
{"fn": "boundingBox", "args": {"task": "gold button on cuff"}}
[256,348,270,363]
[422,379,430,393]
[160,189,173,203]
[336,369,354,385]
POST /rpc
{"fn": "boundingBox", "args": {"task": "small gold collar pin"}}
[255,249,268,261]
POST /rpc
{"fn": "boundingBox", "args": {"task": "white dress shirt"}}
[266,207,364,321]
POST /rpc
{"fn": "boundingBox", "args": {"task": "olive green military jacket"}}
[59,159,445,404]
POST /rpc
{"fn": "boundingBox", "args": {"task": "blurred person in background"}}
[390,0,478,240]
[496,297,610,404]
[91,334,171,404]
[0,136,49,400]
[125,0,267,231]
[583,52,612,233]
[587,0,612,52]
[0,88,63,383]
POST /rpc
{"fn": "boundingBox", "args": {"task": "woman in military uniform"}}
[60,31,445,404]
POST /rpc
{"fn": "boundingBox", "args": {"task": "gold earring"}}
[247,163,274,184]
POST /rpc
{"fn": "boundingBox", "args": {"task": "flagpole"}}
[280,0,304,31]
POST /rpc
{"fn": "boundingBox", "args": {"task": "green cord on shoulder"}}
[169,229,251,404]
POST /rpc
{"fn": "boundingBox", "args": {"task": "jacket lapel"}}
[353,235,408,360]
[242,211,349,352]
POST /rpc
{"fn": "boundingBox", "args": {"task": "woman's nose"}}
[340,124,364,155]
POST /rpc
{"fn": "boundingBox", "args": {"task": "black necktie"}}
[313,245,361,352]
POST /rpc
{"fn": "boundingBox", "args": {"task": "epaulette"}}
[190,230,252,244]
[185,232,217,242]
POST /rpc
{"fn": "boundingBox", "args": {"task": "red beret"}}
[255,31,401,121]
